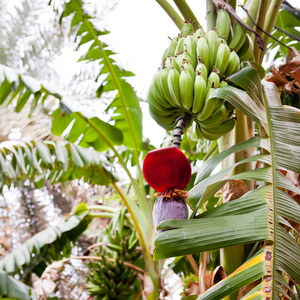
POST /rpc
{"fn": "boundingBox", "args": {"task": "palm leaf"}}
[0,203,91,278]
[154,66,300,299]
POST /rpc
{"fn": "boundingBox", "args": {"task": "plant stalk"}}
[259,0,283,64]
[172,112,192,149]
[219,109,254,300]
[155,0,185,30]
[173,0,202,28]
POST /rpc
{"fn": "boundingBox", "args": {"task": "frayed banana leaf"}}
[154,66,300,299]
[197,246,273,300]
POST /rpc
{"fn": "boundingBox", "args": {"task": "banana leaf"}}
[0,203,91,278]
[154,66,300,299]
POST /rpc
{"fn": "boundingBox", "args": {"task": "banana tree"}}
[145,0,300,299]
[0,0,164,298]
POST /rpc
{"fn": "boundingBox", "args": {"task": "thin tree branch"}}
[240,4,293,51]
[274,25,300,43]
[211,0,264,50]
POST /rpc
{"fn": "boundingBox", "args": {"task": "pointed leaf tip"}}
[143,146,191,192]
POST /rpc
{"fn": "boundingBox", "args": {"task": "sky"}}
[101,0,299,147]
[103,0,206,147]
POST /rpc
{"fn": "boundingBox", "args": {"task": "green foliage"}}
[0,203,91,278]
[0,140,117,191]
[272,8,300,59]
[0,270,37,300]
[59,0,143,151]
[0,64,62,117]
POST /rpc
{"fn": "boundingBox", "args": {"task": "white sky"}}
[102,0,300,147]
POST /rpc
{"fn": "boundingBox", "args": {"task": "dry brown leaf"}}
[184,281,201,295]
[266,48,300,95]
[221,179,249,203]
[212,266,227,285]
[237,280,260,299]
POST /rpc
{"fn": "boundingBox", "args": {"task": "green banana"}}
[157,67,179,107]
[179,68,194,111]
[206,30,221,73]
[195,124,223,140]
[219,80,228,88]
[183,35,197,68]
[237,33,254,62]
[200,102,229,129]
[228,22,246,52]
[167,67,182,107]
[196,36,210,71]
[206,70,220,91]
[194,28,206,39]
[195,122,204,139]
[214,42,231,78]
[224,50,240,77]
[197,87,218,121]
[195,62,208,82]
[216,9,231,42]
[148,106,180,130]
[192,73,207,114]
[150,72,173,108]
[182,60,195,82]
[181,21,195,36]
[162,38,178,61]
[200,118,236,140]
[164,56,180,72]
[148,85,175,115]
[175,36,185,55]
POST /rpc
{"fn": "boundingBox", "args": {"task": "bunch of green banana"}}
[148,16,248,137]
[87,209,142,299]
[87,255,139,298]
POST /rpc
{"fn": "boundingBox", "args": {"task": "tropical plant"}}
[147,0,300,299]
[0,0,299,300]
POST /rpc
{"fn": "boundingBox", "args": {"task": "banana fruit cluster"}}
[87,228,141,298]
[148,10,253,140]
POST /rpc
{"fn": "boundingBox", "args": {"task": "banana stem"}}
[206,0,217,30]
[259,0,283,64]
[155,0,185,30]
[173,0,202,28]
[172,112,192,149]
[219,109,254,300]
[253,1,269,62]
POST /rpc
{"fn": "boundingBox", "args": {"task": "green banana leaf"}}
[0,270,37,300]
[154,66,300,299]
[0,203,91,278]
[0,140,117,191]
[272,8,300,58]
[0,64,62,116]
[60,0,143,151]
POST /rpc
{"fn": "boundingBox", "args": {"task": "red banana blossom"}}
[143,146,192,232]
